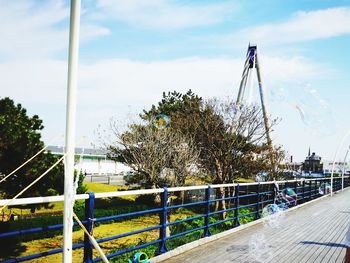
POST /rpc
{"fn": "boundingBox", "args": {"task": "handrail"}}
[1,176,347,207]
[0,176,349,263]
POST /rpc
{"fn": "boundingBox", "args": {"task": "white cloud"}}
[259,55,326,82]
[0,55,332,156]
[80,24,111,42]
[0,55,323,119]
[94,0,235,29]
[0,1,68,58]
[0,59,67,104]
[236,7,350,45]
[77,56,323,106]
[0,0,110,59]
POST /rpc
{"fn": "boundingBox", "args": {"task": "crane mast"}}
[236,44,274,171]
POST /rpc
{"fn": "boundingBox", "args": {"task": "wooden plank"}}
[306,213,346,262]
[320,216,349,262]
[271,204,332,262]
[291,201,346,263]
[160,188,350,263]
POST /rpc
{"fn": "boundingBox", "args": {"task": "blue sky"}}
[0,0,350,162]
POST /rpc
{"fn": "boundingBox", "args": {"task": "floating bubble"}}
[153,114,170,129]
[319,182,331,195]
[248,233,273,263]
[281,187,297,206]
[294,104,306,122]
[270,86,287,103]
[268,81,336,137]
[261,204,286,229]
[282,187,296,196]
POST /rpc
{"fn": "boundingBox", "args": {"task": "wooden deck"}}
[161,188,350,263]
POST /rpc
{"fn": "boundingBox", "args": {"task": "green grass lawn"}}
[10,210,195,263]
[1,182,257,262]
[3,183,133,217]
[85,182,129,193]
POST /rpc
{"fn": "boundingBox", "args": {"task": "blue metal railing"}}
[0,177,349,262]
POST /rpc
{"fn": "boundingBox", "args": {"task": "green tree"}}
[0,97,85,210]
[142,90,203,136]
[142,91,284,217]
[143,91,279,180]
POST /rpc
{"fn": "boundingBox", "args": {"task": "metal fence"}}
[0,177,349,262]
[83,173,126,185]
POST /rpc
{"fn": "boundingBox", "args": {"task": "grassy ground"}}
[1,182,194,262]
[84,182,128,193]
[2,183,133,217]
[14,211,194,263]
[2,181,255,262]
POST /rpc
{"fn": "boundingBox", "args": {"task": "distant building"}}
[302,148,323,174]
[322,160,350,175]
[279,155,303,178]
[47,146,131,175]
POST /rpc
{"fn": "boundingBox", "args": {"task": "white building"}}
[47,146,131,175]
[322,159,350,175]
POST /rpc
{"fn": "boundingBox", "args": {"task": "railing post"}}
[234,184,240,227]
[308,180,312,200]
[302,179,305,203]
[204,185,211,237]
[255,183,261,220]
[336,178,339,191]
[83,192,95,263]
[156,188,168,255]
[336,178,338,191]
[315,179,318,197]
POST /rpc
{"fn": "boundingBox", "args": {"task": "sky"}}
[0,0,350,162]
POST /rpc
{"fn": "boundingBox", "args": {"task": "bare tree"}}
[187,99,282,218]
[106,93,284,219]
[108,121,199,192]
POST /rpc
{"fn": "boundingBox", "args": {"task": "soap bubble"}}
[270,86,287,103]
[249,233,273,263]
[153,114,170,129]
[319,182,331,195]
[294,104,306,122]
[261,204,286,229]
[269,82,336,137]
[281,187,298,206]
[291,85,334,136]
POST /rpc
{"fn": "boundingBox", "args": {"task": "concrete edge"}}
[150,189,348,263]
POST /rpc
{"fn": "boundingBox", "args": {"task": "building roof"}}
[47,146,108,159]
[306,152,321,161]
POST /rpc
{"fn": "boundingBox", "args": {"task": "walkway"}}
[162,188,350,263]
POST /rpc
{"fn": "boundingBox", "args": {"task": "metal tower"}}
[236,44,273,150]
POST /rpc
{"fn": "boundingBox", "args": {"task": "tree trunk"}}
[217,187,227,220]
[166,211,171,237]
[177,190,185,205]
[214,188,219,212]
[152,184,162,206]
[213,160,226,219]
[228,187,235,207]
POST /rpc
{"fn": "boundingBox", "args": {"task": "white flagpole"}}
[342,145,350,192]
[330,129,350,196]
[63,0,81,262]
